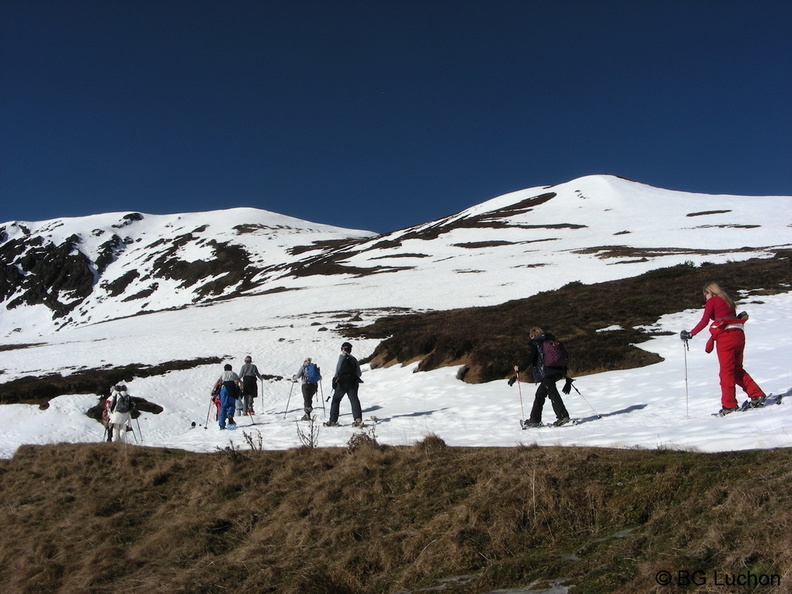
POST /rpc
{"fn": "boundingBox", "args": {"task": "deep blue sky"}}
[2,1,790,233]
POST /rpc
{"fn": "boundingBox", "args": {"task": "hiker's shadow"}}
[576,403,648,425]
[365,407,448,424]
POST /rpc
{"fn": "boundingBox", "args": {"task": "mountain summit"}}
[2,175,788,338]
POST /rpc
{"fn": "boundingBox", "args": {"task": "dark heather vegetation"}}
[0,358,223,406]
[346,250,792,383]
[1,439,791,593]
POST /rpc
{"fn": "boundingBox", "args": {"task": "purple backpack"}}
[542,339,569,368]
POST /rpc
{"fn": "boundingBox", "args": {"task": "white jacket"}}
[108,390,132,425]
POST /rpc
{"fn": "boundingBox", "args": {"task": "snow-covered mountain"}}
[2,175,789,337]
[1,175,791,457]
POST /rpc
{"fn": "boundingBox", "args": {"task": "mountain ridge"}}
[2,174,790,340]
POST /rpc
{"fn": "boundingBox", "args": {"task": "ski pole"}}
[568,381,602,419]
[514,366,525,421]
[204,398,213,430]
[283,380,295,419]
[128,422,138,444]
[683,337,690,418]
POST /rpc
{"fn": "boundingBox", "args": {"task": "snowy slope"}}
[1,175,791,458]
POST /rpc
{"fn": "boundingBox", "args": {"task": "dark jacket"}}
[526,332,565,383]
[334,353,362,386]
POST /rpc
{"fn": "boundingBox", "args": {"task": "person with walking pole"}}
[238,355,263,416]
[107,384,135,443]
[212,364,241,430]
[293,357,322,421]
[681,281,766,416]
[511,327,571,428]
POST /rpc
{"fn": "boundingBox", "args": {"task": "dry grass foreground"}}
[1,437,791,593]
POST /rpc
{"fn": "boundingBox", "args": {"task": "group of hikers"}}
[209,341,364,430]
[102,280,766,439]
[210,355,265,430]
[509,280,767,425]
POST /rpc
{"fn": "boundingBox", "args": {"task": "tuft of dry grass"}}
[2,442,792,593]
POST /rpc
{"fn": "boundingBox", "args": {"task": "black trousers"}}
[528,375,569,423]
[302,382,318,412]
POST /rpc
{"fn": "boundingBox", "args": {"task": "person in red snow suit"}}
[682,282,765,415]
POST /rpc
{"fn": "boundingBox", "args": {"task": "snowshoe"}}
[521,420,543,429]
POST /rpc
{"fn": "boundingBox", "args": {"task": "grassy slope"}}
[1,438,791,594]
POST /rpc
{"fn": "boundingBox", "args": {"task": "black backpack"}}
[112,392,132,414]
[338,354,358,381]
[223,380,240,398]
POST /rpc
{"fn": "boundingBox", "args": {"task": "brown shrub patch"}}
[346,250,792,383]
[0,357,223,406]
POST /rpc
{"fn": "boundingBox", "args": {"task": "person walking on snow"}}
[212,364,241,430]
[107,384,135,442]
[238,355,263,416]
[102,387,115,442]
[681,282,765,415]
[512,327,570,427]
[293,357,321,420]
[325,342,364,428]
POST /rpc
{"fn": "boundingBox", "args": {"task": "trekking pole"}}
[683,337,690,418]
[204,399,213,430]
[514,366,525,421]
[567,380,602,419]
[283,380,295,419]
[128,422,138,444]
[135,415,143,442]
[319,382,326,417]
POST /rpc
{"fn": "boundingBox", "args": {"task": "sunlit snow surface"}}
[1,176,791,457]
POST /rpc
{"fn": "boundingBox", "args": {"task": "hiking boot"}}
[718,406,739,417]
[219,426,226,430]
[521,420,543,428]
[323,421,339,427]
[301,414,311,421]
[353,418,365,428]
[750,395,767,408]
[552,417,571,427]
